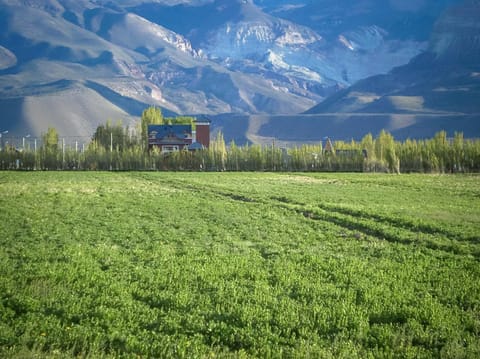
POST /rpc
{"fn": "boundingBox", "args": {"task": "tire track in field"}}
[273,195,478,243]
[133,175,479,260]
[269,196,480,260]
[315,203,479,244]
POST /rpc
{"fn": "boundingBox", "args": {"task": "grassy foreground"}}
[0,172,479,358]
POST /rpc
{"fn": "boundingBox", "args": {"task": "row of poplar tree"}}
[1,107,479,173]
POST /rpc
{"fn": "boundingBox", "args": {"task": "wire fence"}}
[0,136,93,152]
[1,131,480,173]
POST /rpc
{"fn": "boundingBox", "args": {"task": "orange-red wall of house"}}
[196,124,210,148]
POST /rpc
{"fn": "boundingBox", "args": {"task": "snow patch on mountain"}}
[208,23,274,58]
[118,13,200,57]
[204,19,327,85]
[340,26,387,52]
[202,14,426,89]
[266,50,325,83]
[205,17,322,56]
[338,35,355,51]
[275,24,321,46]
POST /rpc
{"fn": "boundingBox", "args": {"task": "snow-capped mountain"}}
[197,1,426,86]
[131,0,445,97]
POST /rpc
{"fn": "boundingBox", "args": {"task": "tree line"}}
[1,108,479,173]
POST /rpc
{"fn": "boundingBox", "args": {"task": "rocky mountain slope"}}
[215,0,480,144]
[301,0,480,139]
[0,0,468,141]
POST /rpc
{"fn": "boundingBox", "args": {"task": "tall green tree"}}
[432,130,449,172]
[141,106,164,149]
[43,127,59,151]
[41,127,59,170]
[374,130,399,173]
[92,120,128,151]
[452,132,464,172]
[360,133,375,160]
[210,131,227,171]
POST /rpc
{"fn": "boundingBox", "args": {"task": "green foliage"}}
[164,116,196,129]
[1,172,479,357]
[92,120,132,152]
[373,130,399,173]
[141,106,163,149]
[39,127,61,170]
[42,127,59,151]
[2,127,480,172]
[209,131,227,171]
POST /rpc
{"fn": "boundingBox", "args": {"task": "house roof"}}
[188,142,205,150]
[323,137,334,152]
[148,125,192,145]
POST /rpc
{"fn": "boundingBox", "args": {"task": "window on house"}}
[162,145,179,153]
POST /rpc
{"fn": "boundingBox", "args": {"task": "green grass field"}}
[1,172,479,358]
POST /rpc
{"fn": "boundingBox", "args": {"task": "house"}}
[148,120,210,153]
[322,137,334,153]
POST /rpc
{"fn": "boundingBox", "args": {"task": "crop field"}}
[1,172,479,358]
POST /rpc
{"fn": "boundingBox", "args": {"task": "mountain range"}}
[0,0,478,144]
